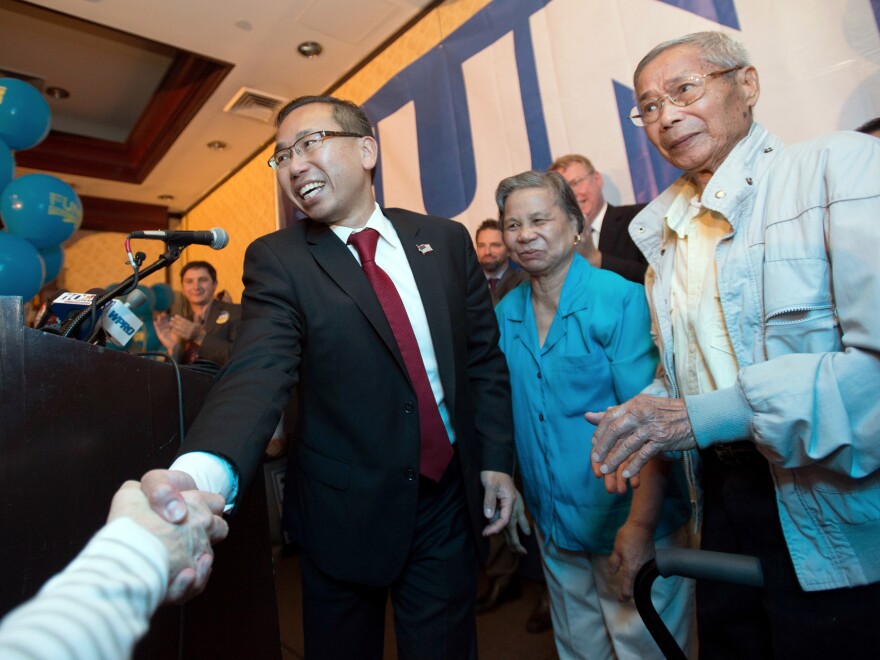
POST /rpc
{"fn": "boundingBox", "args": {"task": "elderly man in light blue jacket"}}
[588,31,880,659]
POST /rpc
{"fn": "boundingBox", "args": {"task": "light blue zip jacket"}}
[630,123,880,591]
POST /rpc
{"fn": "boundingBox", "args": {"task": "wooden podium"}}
[0,297,281,659]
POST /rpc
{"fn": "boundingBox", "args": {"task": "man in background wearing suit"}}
[549,154,648,283]
[154,260,241,366]
[140,96,518,660]
[475,219,527,306]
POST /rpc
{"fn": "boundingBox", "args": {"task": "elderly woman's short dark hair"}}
[495,170,585,235]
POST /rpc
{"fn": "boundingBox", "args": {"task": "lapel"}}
[304,219,408,378]
[597,204,619,254]
[385,209,457,412]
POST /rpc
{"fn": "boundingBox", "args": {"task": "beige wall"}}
[60,0,491,304]
[173,144,278,302]
[62,230,168,294]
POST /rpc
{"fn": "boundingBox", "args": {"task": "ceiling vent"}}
[223,87,287,123]
[0,68,45,92]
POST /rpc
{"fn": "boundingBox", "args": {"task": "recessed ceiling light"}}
[46,86,70,99]
[207,141,227,151]
[158,194,175,201]
[298,41,323,58]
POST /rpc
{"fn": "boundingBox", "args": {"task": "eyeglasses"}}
[566,170,596,187]
[267,130,366,169]
[629,66,742,127]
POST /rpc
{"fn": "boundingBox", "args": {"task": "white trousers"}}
[539,526,695,660]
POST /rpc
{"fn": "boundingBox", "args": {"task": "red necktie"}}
[348,228,453,482]
[488,277,499,292]
[180,313,204,365]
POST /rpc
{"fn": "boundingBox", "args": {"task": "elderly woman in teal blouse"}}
[494,170,692,660]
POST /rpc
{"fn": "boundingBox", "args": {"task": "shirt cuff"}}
[170,451,240,510]
[685,385,753,448]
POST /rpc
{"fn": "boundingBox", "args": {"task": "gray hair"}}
[633,31,751,88]
[495,170,585,235]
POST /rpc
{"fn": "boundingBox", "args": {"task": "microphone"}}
[33,288,68,328]
[129,228,229,250]
[101,289,146,347]
[49,290,107,339]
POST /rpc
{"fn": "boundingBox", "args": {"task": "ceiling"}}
[1,0,438,231]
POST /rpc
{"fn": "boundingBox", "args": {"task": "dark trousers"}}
[299,455,479,660]
[697,446,880,660]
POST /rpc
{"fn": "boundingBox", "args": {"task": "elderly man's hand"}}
[587,395,696,480]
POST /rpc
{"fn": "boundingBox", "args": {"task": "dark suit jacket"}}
[490,265,527,306]
[194,299,241,366]
[180,208,514,586]
[579,203,648,284]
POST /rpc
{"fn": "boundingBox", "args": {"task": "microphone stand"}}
[60,241,189,340]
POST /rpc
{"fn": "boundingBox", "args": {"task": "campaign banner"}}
[362,0,880,233]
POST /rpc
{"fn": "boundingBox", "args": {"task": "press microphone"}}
[33,288,68,328]
[49,289,107,339]
[129,228,229,250]
[101,289,146,347]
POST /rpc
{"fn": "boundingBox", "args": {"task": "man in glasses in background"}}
[588,31,880,657]
[139,95,518,660]
[549,154,648,284]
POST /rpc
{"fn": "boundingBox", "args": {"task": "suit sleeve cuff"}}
[684,386,753,448]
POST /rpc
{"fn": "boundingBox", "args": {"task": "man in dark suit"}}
[475,219,527,305]
[141,96,518,660]
[154,260,241,366]
[549,154,648,283]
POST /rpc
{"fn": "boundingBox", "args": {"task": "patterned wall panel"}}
[175,144,277,303]
[63,230,168,294]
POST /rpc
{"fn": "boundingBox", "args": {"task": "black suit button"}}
[539,414,545,422]
[404,401,415,413]
[405,468,417,481]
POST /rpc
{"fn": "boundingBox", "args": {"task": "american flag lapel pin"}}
[417,243,433,254]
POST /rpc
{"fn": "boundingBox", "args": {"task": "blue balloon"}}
[0,138,13,191]
[143,319,161,351]
[151,282,174,312]
[39,245,64,284]
[0,231,45,300]
[0,78,52,151]
[0,174,82,248]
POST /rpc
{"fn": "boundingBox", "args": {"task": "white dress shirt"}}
[332,204,455,444]
[590,201,609,240]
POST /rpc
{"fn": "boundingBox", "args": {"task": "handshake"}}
[111,471,229,604]
[0,473,229,658]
